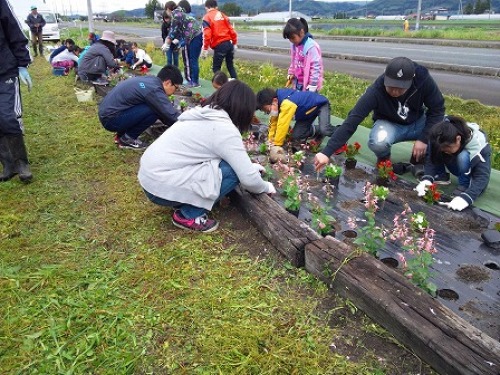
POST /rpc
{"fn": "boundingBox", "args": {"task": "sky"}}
[51,0,369,15]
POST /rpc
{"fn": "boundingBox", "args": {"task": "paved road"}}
[89,24,500,106]
[236,48,500,107]
[239,31,500,71]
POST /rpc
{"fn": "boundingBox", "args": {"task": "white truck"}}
[10,0,60,42]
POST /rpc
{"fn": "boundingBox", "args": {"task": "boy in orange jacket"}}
[201,0,237,79]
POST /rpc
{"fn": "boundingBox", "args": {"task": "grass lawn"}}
[0,53,442,373]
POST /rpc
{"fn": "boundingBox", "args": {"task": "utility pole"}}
[416,0,422,30]
[289,0,292,20]
[87,0,94,32]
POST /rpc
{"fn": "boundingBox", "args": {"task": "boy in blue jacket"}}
[256,88,336,154]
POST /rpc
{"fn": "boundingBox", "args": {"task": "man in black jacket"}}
[0,0,34,183]
[26,5,45,57]
[314,57,445,173]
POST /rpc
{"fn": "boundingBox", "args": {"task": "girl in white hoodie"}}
[138,80,276,232]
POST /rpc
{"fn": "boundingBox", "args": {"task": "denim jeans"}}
[368,115,426,159]
[166,47,179,67]
[186,34,202,85]
[143,160,240,219]
[213,40,237,79]
[431,149,471,188]
[100,104,158,139]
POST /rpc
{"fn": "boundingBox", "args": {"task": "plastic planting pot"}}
[52,67,66,76]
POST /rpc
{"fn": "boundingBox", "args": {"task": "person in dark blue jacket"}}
[120,43,135,67]
[98,65,183,150]
[314,57,445,173]
[415,115,491,211]
[256,88,336,150]
[49,38,75,63]
[0,0,34,183]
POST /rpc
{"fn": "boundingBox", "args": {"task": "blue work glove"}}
[18,67,32,92]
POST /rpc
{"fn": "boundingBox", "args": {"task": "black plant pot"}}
[286,207,300,217]
[375,176,389,187]
[324,176,340,186]
[344,159,357,170]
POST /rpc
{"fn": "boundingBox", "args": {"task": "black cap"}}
[384,57,415,89]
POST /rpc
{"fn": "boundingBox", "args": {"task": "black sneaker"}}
[412,164,425,179]
[392,162,412,175]
[433,173,451,185]
[118,134,148,150]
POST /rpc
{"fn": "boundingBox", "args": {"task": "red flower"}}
[354,142,361,150]
[377,160,397,180]
[335,144,348,155]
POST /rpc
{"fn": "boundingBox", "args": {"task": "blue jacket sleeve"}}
[0,1,31,72]
[145,87,180,127]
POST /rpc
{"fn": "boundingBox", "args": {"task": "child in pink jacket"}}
[283,18,323,92]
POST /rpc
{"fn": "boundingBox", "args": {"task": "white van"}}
[38,10,60,42]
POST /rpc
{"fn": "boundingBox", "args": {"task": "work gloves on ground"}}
[201,49,208,59]
[414,180,432,197]
[439,196,469,211]
[269,145,287,164]
[18,67,32,92]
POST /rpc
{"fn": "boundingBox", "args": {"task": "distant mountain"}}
[210,0,499,17]
[87,0,499,19]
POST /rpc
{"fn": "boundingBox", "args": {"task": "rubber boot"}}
[6,135,33,183]
[0,136,17,182]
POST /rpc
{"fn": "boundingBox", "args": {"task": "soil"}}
[215,202,436,374]
[344,167,371,180]
[456,265,491,283]
[444,214,483,233]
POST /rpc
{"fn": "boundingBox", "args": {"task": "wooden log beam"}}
[231,188,321,267]
[305,237,500,375]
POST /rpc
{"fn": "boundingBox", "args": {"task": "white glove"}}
[233,45,237,55]
[439,196,469,211]
[201,49,208,59]
[172,39,179,45]
[252,163,265,174]
[266,182,276,195]
[307,85,317,92]
[18,67,32,91]
[287,74,294,81]
[131,65,136,70]
[161,43,168,52]
[414,180,432,197]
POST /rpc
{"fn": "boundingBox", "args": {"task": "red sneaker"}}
[172,210,219,233]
